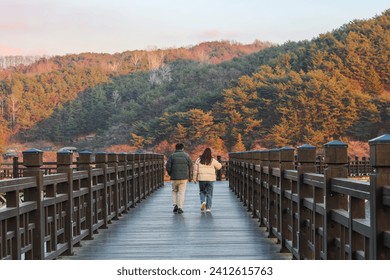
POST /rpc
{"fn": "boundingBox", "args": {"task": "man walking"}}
[166,143,193,214]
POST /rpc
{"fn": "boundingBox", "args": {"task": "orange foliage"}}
[42,151,58,162]
[153,139,228,161]
[105,144,138,153]
[345,140,370,158]
[153,141,174,158]
[190,139,228,161]
[250,141,268,151]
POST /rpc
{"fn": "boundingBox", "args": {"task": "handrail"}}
[228,135,390,260]
[0,151,165,260]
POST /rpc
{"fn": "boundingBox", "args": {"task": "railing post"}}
[362,156,368,176]
[238,152,243,198]
[251,150,261,218]
[323,140,348,259]
[146,153,151,195]
[160,154,165,188]
[279,146,295,253]
[150,153,155,193]
[297,144,316,260]
[118,153,129,213]
[56,150,74,255]
[243,152,250,207]
[12,156,19,178]
[145,153,151,196]
[354,155,358,176]
[268,148,279,239]
[141,153,147,199]
[77,150,94,240]
[134,154,143,202]
[156,154,164,190]
[108,153,119,220]
[368,134,390,259]
[234,153,241,198]
[246,152,254,212]
[232,152,239,194]
[228,152,235,192]
[95,152,108,229]
[237,152,244,201]
[259,150,268,227]
[216,155,222,181]
[7,157,22,258]
[127,153,137,207]
[149,154,155,192]
[158,154,164,189]
[22,148,44,260]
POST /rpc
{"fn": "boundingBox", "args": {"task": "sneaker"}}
[200,202,206,211]
[177,208,184,214]
[206,209,211,213]
[173,205,178,213]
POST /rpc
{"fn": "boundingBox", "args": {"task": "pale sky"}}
[0,0,388,56]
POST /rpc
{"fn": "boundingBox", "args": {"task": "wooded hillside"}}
[0,40,271,151]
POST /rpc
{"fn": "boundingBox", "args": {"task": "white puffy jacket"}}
[193,158,222,182]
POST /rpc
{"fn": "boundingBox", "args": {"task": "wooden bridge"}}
[57,181,288,260]
[0,134,389,260]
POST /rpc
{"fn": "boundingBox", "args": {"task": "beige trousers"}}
[171,180,188,209]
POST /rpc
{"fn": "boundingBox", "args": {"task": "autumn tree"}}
[173,123,188,146]
[130,133,153,149]
[232,133,246,152]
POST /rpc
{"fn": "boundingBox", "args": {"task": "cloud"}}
[0,45,24,56]
[197,29,243,41]
[200,29,223,39]
[0,45,48,56]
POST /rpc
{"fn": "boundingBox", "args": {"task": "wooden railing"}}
[313,155,372,176]
[1,153,371,180]
[216,155,228,181]
[0,149,165,260]
[228,135,390,260]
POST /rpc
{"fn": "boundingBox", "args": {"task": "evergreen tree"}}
[232,133,246,152]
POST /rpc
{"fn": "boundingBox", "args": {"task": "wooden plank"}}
[330,178,370,200]
[59,181,290,260]
[303,173,324,189]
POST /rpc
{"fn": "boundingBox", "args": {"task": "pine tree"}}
[364,66,384,95]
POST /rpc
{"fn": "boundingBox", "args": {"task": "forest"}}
[0,10,389,159]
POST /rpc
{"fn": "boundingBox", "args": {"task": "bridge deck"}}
[59,181,290,260]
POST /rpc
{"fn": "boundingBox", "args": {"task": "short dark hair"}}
[175,143,184,150]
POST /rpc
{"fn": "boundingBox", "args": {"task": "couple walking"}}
[166,143,222,214]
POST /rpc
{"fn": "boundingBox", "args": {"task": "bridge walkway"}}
[59,181,290,260]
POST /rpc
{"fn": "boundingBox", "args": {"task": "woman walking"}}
[193,148,222,213]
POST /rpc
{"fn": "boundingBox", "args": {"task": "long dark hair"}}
[200,148,212,165]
